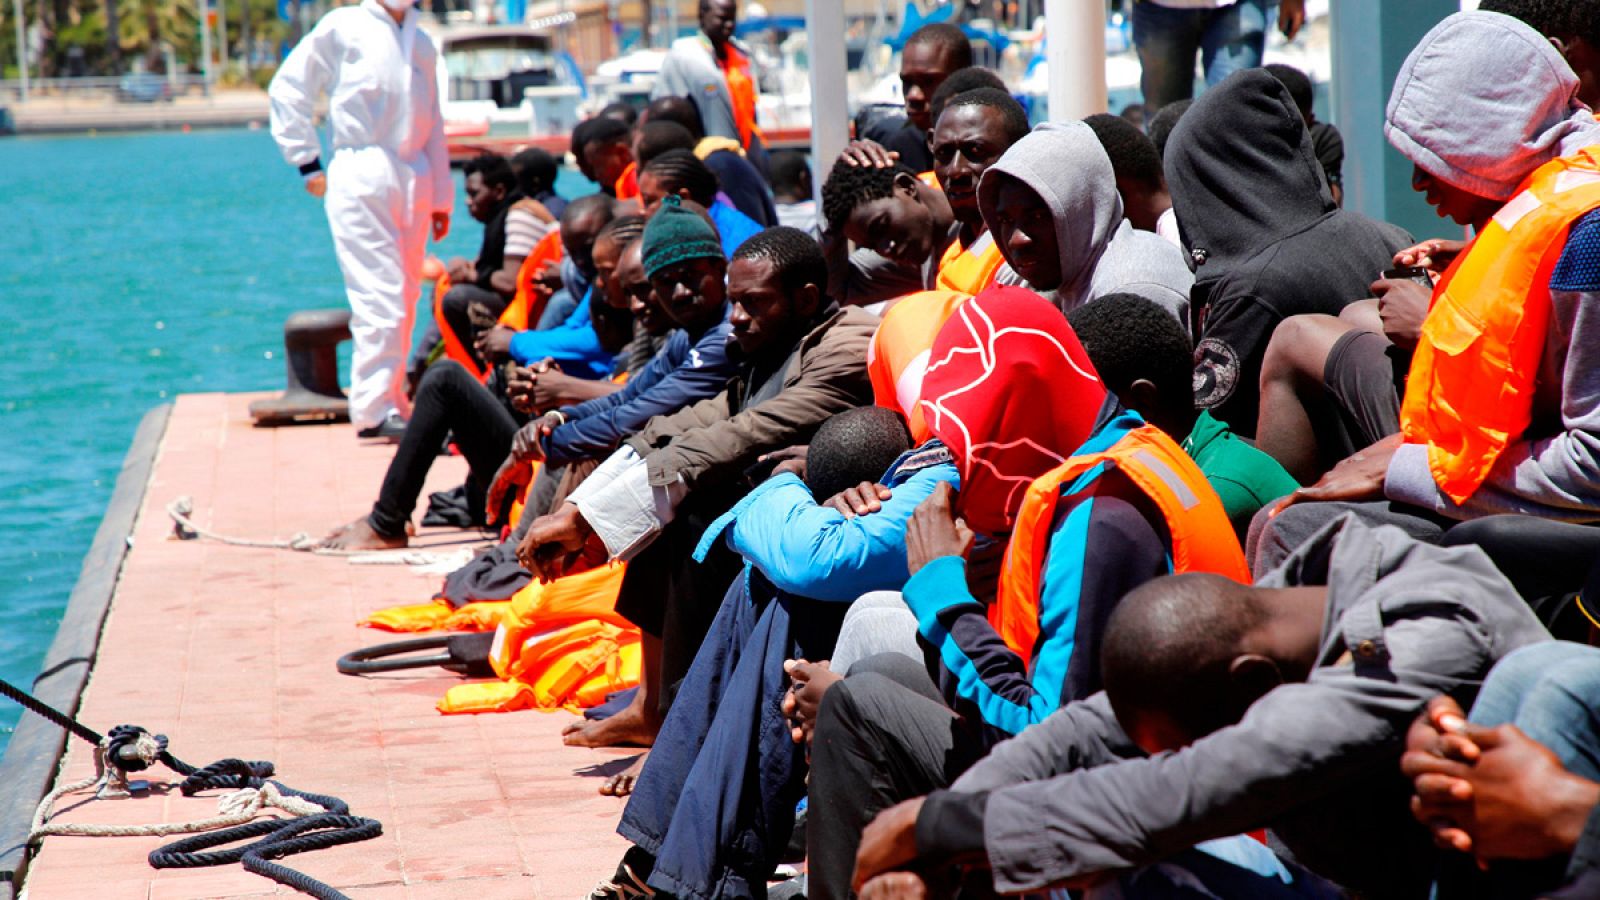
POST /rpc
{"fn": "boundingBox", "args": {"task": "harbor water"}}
[0,127,591,750]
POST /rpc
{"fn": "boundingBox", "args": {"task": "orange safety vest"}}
[866,289,970,443]
[1400,147,1600,504]
[990,424,1250,659]
[719,41,762,152]
[498,228,566,333]
[918,171,941,189]
[935,229,1006,296]
[615,161,640,201]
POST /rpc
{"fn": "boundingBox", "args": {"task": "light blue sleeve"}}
[699,463,959,601]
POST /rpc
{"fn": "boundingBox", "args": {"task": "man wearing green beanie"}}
[642,195,726,278]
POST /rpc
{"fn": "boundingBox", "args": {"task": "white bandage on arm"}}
[568,446,688,560]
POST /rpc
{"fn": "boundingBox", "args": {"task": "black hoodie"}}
[1166,69,1411,438]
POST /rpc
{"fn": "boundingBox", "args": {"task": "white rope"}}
[28,744,326,841]
[165,496,485,562]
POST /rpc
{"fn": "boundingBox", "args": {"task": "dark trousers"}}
[806,655,984,900]
[443,282,508,369]
[614,486,746,715]
[367,360,520,538]
[619,572,848,900]
[1441,516,1600,642]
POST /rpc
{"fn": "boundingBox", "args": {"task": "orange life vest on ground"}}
[1401,147,1600,504]
[437,563,638,714]
[989,424,1250,659]
[935,229,1006,296]
[866,290,970,443]
[719,42,762,152]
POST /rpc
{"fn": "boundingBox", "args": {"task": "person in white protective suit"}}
[268,0,452,438]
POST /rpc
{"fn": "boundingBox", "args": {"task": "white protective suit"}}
[268,0,452,429]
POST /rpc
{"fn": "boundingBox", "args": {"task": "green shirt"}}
[1182,410,1300,538]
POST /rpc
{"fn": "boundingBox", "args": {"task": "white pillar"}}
[805,0,847,203]
[12,0,26,103]
[1043,0,1105,121]
[199,0,214,95]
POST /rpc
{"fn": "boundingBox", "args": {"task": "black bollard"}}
[248,309,353,426]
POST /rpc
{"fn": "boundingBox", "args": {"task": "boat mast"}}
[12,0,26,103]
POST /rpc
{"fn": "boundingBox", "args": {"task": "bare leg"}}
[599,752,648,797]
[1338,297,1382,333]
[1256,314,1357,484]
[318,517,407,551]
[561,633,664,748]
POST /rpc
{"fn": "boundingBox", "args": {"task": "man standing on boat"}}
[268,0,452,440]
[654,0,770,177]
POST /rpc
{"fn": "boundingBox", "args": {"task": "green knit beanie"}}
[642,195,724,278]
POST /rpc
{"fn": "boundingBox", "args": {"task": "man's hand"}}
[514,502,594,582]
[824,482,893,518]
[1273,433,1402,512]
[506,360,557,414]
[781,658,841,746]
[1402,712,1600,863]
[446,257,476,283]
[1370,276,1431,351]
[905,482,974,576]
[839,139,899,169]
[510,412,563,464]
[762,445,809,481]
[854,798,927,892]
[431,211,450,242]
[486,455,533,523]
[1394,239,1467,275]
[859,872,930,900]
[1278,0,1306,40]
[476,324,516,364]
[305,172,328,198]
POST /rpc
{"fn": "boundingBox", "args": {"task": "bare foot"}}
[599,753,647,797]
[562,702,660,749]
[318,518,407,551]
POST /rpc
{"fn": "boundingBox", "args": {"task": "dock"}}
[4,392,633,899]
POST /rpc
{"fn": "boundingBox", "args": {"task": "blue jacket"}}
[696,442,960,601]
[903,411,1174,739]
[543,316,739,466]
[711,200,764,258]
[507,286,616,378]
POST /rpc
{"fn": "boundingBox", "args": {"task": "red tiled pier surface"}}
[21,393,633,899]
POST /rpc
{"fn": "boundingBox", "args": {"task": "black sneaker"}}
[356,412,408,442]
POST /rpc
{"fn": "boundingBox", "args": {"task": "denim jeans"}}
[1469,641,1600,781]
[1132,0,1273,114]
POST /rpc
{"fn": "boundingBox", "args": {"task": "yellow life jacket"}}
[990,425,1250,659]
[934,229,1006,296]
[1400,147,1600,504]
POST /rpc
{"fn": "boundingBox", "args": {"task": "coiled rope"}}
[1,675,381,899]
[165,495,475,564]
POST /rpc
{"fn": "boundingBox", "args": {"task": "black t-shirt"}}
[862,115,933,173]
[703,148,778,227]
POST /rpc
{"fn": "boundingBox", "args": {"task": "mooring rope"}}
[165,495,480,564]
[1,675,381,899]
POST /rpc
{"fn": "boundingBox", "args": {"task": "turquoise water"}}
[0,128,592,751]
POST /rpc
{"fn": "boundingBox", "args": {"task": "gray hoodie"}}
[1381,11,1600,521]
[924,517,1550,898]
[1386,10,1600,202]
[978,122,1194,321]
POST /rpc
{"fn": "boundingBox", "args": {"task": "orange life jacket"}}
[989,424,1250,659]
[615,161,640,201]
[718,42,762,151]
[498,228,566,333]
[1400,147,1600,504]
[918,171,940,189]
[866,289,970,444]
[423,260,489,382]
[934,229,1006,296]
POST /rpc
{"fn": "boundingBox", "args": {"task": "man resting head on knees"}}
[1069,292,1297,537]
[853,519,1551,900]
[977,122,1193,319]
[803,406,914,502]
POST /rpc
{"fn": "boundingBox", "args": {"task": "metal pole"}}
[199,0,213,95]
[218,0,228,72]
[805,0,846,204]
[1043,0,1105,121]
[12,0,27,103]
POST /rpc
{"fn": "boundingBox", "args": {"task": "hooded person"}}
[1256,11,1600,577]
[803,286,1248,900]
[268,0,452,436]
[1166,68,1413,440]
[976,123,1194,322]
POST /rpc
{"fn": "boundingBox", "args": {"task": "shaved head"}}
[1102,573,1268,752]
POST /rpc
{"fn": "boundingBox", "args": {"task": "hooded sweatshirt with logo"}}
[977,122,1195,322]
[1167,69,1412,438]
